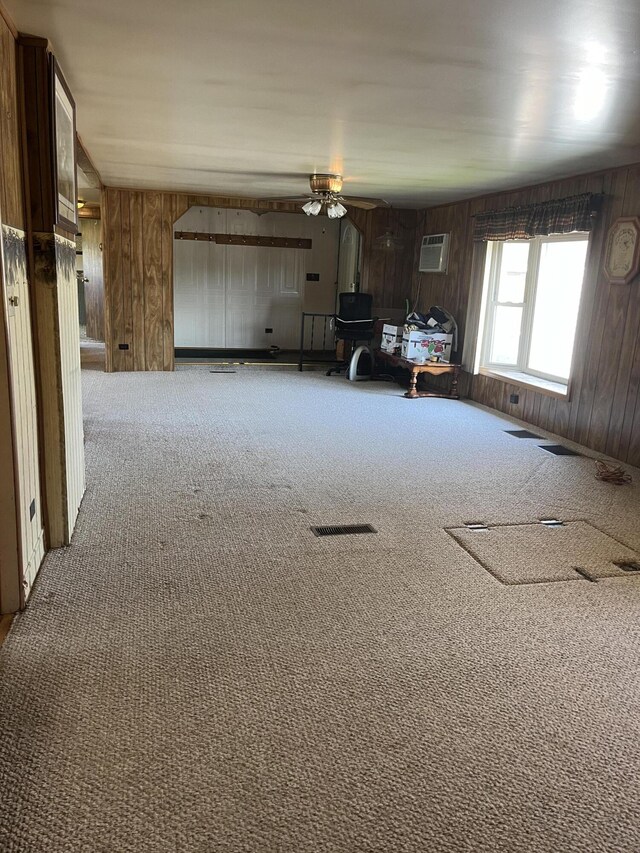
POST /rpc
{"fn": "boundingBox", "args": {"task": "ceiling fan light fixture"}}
[302,200,322,216]
[375,229,403,250]
[266,174,387,214]
[309,173,343,194]
[327,201,347,219]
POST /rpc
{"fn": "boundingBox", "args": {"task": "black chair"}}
[326,292,376,376]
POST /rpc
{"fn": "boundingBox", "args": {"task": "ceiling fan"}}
[265,174,390,219]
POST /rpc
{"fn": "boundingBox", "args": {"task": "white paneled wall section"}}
[1,226,45,606]
[174,208,339,349]
[56,235,85,541]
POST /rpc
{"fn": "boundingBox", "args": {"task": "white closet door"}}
[174,239,226,347]
[266,247,305,348]
[225,243,259,348]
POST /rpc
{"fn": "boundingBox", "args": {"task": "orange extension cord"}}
[595,459,633,485]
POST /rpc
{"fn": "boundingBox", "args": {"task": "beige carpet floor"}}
[1,367,639,852]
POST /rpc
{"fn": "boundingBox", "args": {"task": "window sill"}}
[479,367,569,399]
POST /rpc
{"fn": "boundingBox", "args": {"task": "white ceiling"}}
[7,0,640,206]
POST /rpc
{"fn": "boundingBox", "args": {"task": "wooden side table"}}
[375,349,461,399]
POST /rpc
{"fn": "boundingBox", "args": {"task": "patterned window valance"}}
[473,193,602,242]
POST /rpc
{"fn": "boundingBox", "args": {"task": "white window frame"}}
[480,233,588,385]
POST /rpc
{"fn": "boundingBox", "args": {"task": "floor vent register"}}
[311,524,377,537]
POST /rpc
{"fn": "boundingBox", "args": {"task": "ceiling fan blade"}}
[341,196,390,210]
[261,195,311,203]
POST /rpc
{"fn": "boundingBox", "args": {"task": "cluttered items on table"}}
[380,306,457,364]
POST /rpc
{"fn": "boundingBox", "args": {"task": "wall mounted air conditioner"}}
[418,233,450,273]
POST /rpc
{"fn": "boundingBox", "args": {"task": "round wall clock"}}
[603,216,640,284]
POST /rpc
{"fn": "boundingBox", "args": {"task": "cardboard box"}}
[401,331,453,363]
[380,324,404,353]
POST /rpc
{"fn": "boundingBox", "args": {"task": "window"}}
[479,234,589,386]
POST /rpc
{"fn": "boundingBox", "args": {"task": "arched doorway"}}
[172,205,340,359]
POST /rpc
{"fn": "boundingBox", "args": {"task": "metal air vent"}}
[311,524,377,537]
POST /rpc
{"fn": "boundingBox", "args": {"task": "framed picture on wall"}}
[51,57,77,232]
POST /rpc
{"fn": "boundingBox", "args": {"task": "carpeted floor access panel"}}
[447,520,640,584]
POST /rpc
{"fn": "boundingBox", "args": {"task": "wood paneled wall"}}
[0,12,45,612]
[103,189,316,371]
[0,12,22,613]
[17,35,56,232]
[81,217,105,341]
[349,207,418,318]
[404,163,640,467]
[0,17,23,229]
